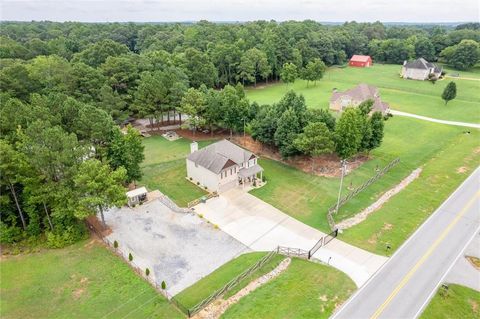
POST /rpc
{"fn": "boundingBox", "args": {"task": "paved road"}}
[194,188,388,287]
[390,110,480,129]
[332,167,480,319]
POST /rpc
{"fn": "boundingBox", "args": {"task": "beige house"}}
[401,58,442,80]
[186,140,263,193]
[329,83,390,115]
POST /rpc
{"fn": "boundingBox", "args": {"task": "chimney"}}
[403,60,407,66]
[190,141,198,153]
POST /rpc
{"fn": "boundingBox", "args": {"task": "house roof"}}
[187,139,255,174]
[404,58,442,73]
[330,83,378,104]
[238,164,263,178]
[350,55,371,62]
[372,97,390,113]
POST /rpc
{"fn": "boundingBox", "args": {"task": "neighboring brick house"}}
[329,83,390,115]
[401,58,442,80]
[349,55,373,67]
[186,139,263,193]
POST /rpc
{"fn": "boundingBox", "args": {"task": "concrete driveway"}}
[104,199,248,296]
[194,188,387,287]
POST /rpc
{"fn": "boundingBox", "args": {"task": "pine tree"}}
[442,81,457,105]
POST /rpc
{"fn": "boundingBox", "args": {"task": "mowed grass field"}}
[246,64,480,123]
[174,252,285,309]
[420,284,480,319]
[222,258,356,319]
[140,136,214,206]
[0,240,183,319]
[250,109,480,254]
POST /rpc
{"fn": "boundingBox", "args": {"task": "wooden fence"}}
[179,249,277,317]
[326,157,400,230]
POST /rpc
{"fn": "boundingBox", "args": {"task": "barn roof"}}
[350,55,371,62]
[187,139,255,174]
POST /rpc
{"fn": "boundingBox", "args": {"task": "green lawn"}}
[246,64,480,123]
[251,116,480,254]
[174,252,285,309]
[139,136,214,206]
[0,240,183,319]
[221,258,356,319]
[420,284,480,319]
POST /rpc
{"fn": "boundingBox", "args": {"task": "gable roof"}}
[350,55,371,62]
[404,58,441,73]
[187,139,255,174]
[330,83,378,103]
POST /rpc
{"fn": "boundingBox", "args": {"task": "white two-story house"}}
[186,139,263,193]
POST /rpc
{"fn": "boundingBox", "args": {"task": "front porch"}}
[238,164,264,190]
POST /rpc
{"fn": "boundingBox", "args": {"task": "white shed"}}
[126,187,148,207]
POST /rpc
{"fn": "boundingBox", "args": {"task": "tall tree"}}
[442,81,457,105]
[294,122,335,171]
[177,88,207,135]
[440,40,480,70]
[300,58,326,86]
[280,62,298,85]
[335,108,364,159]
[238,48,271,86]
[74,159,127,228]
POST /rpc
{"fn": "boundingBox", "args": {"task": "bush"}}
[0,222,23,244]
[46,224,87,249]
[253,180,257,187]
[146,268,150,276]
[196,182,200,185]
[161,281,166,290]
[189,177,192,180]
[204,186,208,190]
[113,240,118,248]
[198,214,204,218]
[128,253,133,261]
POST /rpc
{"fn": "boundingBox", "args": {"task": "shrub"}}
[161,281,166,290]
[253,180,257,187]
[113,240,118,248]
[46,224,87,248]
[189,177,193,180]
[204,186,208,190]
[198,214,204,218]
[214,224,219,229]
[196,182,200,185]
[128,253,133,261]
[146,268,150,276]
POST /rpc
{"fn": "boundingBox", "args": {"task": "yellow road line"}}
[371,191,480,319]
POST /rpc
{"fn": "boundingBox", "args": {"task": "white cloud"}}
[1,0,478,22]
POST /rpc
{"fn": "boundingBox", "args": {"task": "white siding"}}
[186,159,220,192]
[401,67,429,80]
[218,165,239,192]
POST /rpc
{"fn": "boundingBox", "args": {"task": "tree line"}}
[0,20,476,247]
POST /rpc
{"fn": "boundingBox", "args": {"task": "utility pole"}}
[335,159,347,215]
[243,118,246,140]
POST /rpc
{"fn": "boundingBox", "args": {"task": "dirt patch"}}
[457,166,468,174]
[176,128,231,141]
[232,135,368,178]
[466,256,480,270]
[192,258,291,319]
[319,294,328,302]
[470,299,479,314]
[73,287,85,299]
[383,223,393,231]
[85,216,112,237]
[336,168,422,230]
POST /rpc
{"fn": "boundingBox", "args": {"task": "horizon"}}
[1,0,478,23]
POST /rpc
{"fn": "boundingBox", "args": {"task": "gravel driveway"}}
[104,199,248,296]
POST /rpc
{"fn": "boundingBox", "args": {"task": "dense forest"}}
[1,20,479,248]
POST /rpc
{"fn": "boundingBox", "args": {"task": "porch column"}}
[260,170,263,182]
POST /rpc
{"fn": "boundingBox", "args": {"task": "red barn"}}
[349,55,373,67]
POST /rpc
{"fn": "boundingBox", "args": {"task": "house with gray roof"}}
[401,58,442,80]
[186,139,263,193]
[329,83,390,115]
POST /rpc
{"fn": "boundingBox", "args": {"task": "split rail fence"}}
[327,157,400,230]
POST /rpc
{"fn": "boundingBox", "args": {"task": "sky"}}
[1,0,479,23]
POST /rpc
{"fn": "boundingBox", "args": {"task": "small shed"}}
[126,187,148,207]
[349,55,373,67]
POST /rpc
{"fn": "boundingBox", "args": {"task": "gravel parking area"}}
[103,199,248,296]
